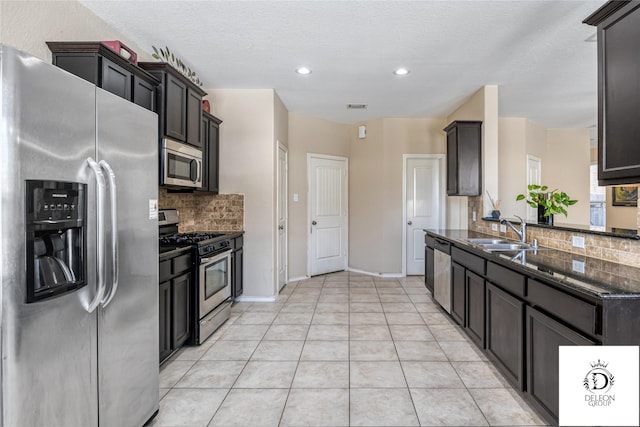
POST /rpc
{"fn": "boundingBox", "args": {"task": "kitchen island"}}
[424,229,640,426]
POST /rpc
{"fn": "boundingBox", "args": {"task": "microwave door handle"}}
[99,160,119,307]
[86,157,107,313]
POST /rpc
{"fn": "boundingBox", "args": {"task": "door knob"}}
[278,225,284,230]
[312,221,317,226]
[408,221,413,225]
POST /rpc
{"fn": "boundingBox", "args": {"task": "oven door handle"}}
[200,250,232,265]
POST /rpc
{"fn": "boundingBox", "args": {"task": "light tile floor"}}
[151,272,549,427]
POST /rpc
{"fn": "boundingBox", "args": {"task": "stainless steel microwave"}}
[161,138,202,188]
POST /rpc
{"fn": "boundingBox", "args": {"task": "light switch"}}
[293,193,299,202]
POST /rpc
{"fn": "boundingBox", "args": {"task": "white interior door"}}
[309,154,348,276]
[405,157,442,275]
[526,154,542,221]
[277,144,288,291]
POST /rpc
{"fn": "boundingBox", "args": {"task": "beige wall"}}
[0,1,150,62]
[288,113,350,279]
[348,118,447,275]
[209,89,276,298]
[498,118,528,219]
[545,129,590,225]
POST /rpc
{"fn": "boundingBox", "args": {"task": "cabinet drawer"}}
[434,238,451,254]
[528,279,598,336]
[159,260,171,281]
[486,262,526,297]
[426,235,435,248]
[172,253,192,275]
[451,247,485,274]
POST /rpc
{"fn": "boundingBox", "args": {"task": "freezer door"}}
[0,46,98,426]
[96,88,159,426]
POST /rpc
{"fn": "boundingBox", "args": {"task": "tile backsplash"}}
[159,189,244,232]
[468,195,640,268]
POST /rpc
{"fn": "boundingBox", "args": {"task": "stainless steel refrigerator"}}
[0,45,159,426]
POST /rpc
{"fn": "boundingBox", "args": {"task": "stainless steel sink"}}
[479,243,533,251]
[465,238,510,245]
[465,238,537,251]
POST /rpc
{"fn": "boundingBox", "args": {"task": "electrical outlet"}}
[491,223,498,232]
[572,259,585,273]
[572,235,585,248]
[472,211,477,221]
[500,224,507,233]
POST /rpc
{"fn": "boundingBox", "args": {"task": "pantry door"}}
[308,154,348,276]
[277,143,288,291]
[404,155,445,275]
[526,155,542,221]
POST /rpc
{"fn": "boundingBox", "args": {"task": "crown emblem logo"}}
[590,359,609,369]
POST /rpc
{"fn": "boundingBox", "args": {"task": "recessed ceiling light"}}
[393,68,410,76]
[296,67,312,75]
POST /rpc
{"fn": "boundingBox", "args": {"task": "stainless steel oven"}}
[199,249,232,316]
[161,138,202,188]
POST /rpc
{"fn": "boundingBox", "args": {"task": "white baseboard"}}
[287,275,310,282]
[347,268,404,278]
[234,295,277,303]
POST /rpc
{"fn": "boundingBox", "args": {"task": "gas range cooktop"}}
[160,232,226,245]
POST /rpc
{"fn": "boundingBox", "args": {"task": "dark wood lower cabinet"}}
[526,306,596,424]
[465,271,485,348]
[159,280,172,363]
[232,247,244,298]
[486,283,525,390]
[171,272,191,349]
[425,246,434,294]
[451,262,466,326]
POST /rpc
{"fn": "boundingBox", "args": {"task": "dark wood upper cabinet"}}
[585,1,640,185]
[46,42,158,111]
[443,121,482,196]
[197,111,222,194]
[138,62,207,149]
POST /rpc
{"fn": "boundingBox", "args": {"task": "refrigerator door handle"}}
[99,160,119,308]
[86,157,107,313]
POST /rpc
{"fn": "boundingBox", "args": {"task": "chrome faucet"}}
[500,215,527,243]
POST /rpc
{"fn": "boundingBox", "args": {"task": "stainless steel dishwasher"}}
[433,238,451,313]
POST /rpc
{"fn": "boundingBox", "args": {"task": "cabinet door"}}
[446,128,458,195]
[207,119,220,194]
[598,2,640,185]
[425,247,434,294]
[457,124,482,195]
[159,280,172,363]
[186,88,203,148]
[526,306,596,423]
[451,262,466,326]
[465,271,485,348]
[165,75,187,141]
[133,75,156,111]
[197,116,210,192]
[172,272,191,348]
[234,248,244,297]
[101,58,132,101]
[486,283,524,390]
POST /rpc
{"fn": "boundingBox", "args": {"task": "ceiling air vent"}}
[347,104,367,110]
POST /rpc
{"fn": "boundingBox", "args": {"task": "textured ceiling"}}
[81,0,603,129]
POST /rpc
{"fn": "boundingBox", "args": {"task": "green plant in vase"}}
[516,184,577,225]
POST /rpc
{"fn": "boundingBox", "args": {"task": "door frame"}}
[526,154,542,221]
[402,154,446,277]
[307,153,349,277]
[277,142,288,290]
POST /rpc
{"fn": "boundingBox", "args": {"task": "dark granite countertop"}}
[159,245,192,261]
[425,229,640,299]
